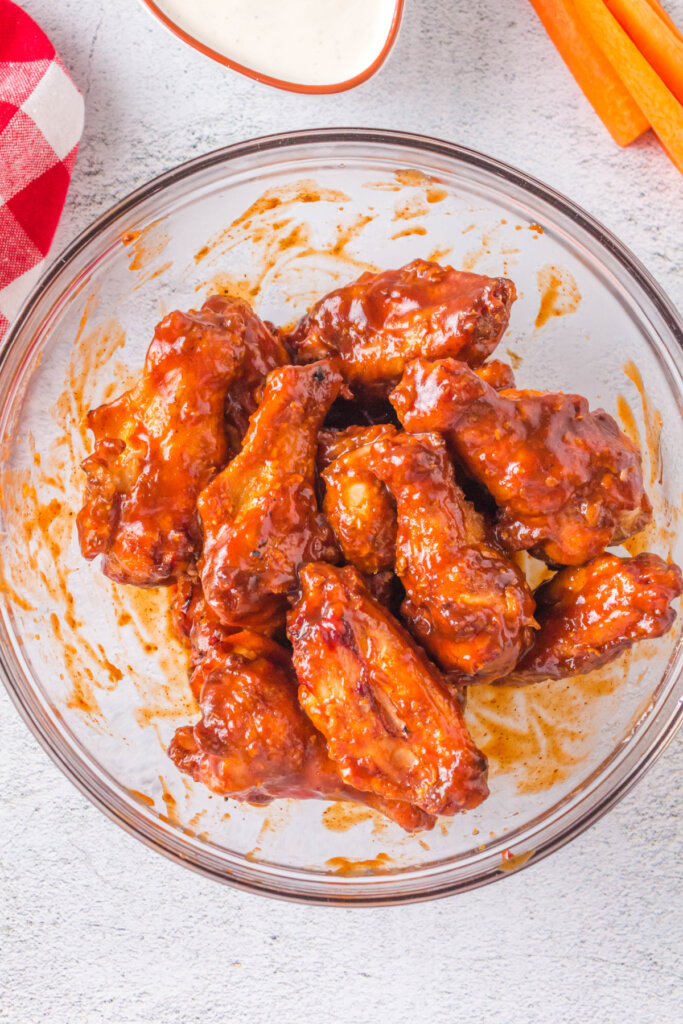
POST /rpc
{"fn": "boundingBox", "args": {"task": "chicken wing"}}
[198,362,342,631]
[168,630,435,831]
[288,563,489,816]
[504,553,682,685]
[286,260,516,399]
[356,433,536,681]
[391,357,651,566]
[77,296,287,586]
[320,424,398,576]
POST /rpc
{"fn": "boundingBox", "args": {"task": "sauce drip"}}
[326,853,394,876]
[535,264,581,327]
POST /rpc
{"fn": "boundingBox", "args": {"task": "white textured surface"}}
[1,1,682,1021]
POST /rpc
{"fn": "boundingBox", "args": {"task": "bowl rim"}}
[138,0,405,94]
[1,127,682,905]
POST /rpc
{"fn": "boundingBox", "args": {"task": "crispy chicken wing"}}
[288,563,489,816]
[505,553,682,685]
[391,358,651,566]
[77,296,287,586]
[286,260,516,398]
[320,424,398,576]
[355,433,536,681]
[198,362,342,631]
[168,630,434,831]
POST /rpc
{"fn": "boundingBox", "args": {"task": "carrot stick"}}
[528,0,649,146]
[641,0,683,43]
[604,0,683,104]
[574,0,683,173]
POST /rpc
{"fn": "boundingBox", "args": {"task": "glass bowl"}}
[0,129,681,905]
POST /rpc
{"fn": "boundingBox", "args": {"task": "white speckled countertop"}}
[1,2,682,1021]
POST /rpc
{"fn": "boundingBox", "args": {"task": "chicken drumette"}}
[318,424,398,576]
[77,296,287,586]
[317,363,515,577]
[505,553,682,685]
[322,432,536,681]
[288,563,489,816]
[198,361,342,632]
[286,259,516,399]
[391,357,651,566]
[168,629,435,832]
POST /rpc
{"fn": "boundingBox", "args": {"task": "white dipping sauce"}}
[154,0,399,86]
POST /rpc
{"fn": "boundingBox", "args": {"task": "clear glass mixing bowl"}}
[1,129,681,904]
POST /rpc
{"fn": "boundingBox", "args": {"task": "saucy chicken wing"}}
[168,630,434,831]
[286,260,516,398]
[320,424,398,576]
[198,362,342,631]
[505,553,682,685]
[288,563,489,816]
[391,357,651,566]
[353,432,536,681]
[77,296,287,586]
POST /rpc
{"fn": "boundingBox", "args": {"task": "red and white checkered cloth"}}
[0,0,83,340]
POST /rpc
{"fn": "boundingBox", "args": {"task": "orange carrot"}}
[574,0,683,173]
[604,0,683,104]
[528,0,649,146]
[641,0,683,43]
